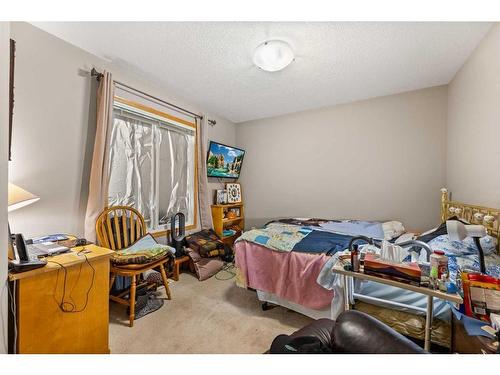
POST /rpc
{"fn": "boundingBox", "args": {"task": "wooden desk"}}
[9,244,113,354]
[332,263,463,352]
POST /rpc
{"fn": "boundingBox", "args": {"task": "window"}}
[108,97,197,231]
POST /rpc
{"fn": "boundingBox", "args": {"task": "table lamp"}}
[446,220,487,274]
[8,182,40,212]
[7,182,40,259]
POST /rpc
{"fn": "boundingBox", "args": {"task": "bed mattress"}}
[354,301,451,348]
[234,217,499,350]
[235,239,450,319]
[355,281,451,320]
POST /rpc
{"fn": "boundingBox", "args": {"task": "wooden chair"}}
[95,205,172,327]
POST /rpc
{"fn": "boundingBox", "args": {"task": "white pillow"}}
[382,221,406,240]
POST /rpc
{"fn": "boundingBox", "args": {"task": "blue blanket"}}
[240,219,386,255]
[292,230,352,254]
[319,220,385,239]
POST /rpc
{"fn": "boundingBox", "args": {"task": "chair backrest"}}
[95,206,147,250]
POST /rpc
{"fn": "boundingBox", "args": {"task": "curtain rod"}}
[90,68,204,120]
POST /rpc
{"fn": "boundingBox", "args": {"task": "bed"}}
[234,188,500,347]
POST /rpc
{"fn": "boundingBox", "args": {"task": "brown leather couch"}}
[270,310,427,354]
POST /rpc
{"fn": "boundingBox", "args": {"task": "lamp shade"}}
[8,182,40,212]
[446,220,487,241]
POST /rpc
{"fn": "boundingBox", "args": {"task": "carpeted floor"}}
[109,271,313,353]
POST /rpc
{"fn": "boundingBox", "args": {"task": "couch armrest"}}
[333,310,427,354]
[290,318,335,349]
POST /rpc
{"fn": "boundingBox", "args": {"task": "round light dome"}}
[253,40,294,72]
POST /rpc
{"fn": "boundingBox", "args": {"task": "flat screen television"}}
[207,141,245,179]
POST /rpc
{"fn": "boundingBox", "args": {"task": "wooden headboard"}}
[440,188,500,253]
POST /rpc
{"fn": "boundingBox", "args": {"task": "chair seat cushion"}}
[112,257,169,270]
[111,233,175,265]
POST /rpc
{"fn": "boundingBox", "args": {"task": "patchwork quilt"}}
[236,223,313,252]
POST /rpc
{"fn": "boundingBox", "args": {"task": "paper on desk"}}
[450,304,495,339]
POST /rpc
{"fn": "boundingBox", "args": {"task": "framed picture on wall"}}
[226,183,242,203]
[216,189,227,205]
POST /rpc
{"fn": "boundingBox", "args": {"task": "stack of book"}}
[363,254,421,286]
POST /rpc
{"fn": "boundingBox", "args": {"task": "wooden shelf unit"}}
[211,202,244,247]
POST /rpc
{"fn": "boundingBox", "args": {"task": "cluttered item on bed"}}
[363,253,421,286]
[233,190,500,351]
[341,236,459,291]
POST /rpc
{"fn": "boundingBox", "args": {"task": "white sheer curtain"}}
[107,104,196,230]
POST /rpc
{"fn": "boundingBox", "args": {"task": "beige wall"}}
[236,86,448,230]
[8,22,236,238]
[11,21,498,242]
[0,22,10,354]
[447,24,500,208]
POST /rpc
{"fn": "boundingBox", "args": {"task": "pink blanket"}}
[234,241,334,310]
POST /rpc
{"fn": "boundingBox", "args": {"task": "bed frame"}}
[354,188,500,313]
[253,189,500,347]
[350,188,500,348]
[440,188,500,253]
[347,188,500,344]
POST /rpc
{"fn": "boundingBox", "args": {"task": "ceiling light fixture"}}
[253,40,294,72]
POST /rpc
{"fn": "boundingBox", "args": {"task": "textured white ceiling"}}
[32,22,491,123]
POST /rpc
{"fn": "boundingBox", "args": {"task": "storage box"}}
[461,272,500,322]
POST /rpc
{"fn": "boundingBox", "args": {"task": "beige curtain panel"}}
[84,71,114,242]
[197,116,213,230]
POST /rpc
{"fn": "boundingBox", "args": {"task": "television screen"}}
[207,141,245,179]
